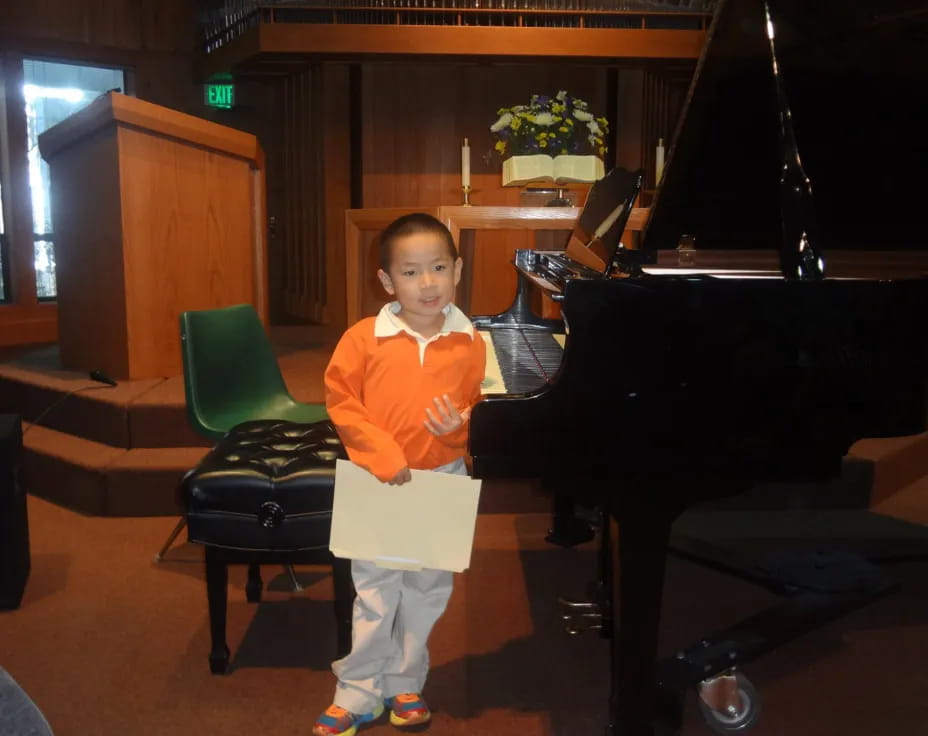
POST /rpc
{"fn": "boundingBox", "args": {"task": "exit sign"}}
[204,83,234,109]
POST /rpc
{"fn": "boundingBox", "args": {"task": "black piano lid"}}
[642,0,928,253]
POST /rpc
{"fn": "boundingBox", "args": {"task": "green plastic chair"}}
[180,303,328,438]
[155,303,327,562]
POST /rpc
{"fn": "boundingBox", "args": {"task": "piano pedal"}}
[557,596,603,635]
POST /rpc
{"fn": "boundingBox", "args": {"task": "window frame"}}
[0,48,132,345]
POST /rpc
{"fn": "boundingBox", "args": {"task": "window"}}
[22,59,125,299]
[0,171,7,301]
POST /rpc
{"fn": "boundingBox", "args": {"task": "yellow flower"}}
[566,119,574,126]
[511,118,522,130]
[552,103,565,114]
[559,126,568,133]
[539,139,548,148]
[495,140,507,154]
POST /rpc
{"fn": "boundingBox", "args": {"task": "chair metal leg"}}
[285,563,304,592]
[154,517,187,562]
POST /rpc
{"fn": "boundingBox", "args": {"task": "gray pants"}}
[331,457,466,713]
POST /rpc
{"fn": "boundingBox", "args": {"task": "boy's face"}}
[377,231,462,324]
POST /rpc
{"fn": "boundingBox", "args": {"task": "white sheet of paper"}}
[330,459,482,572]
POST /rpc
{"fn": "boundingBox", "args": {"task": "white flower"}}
[587,120,602,136]
[490,112,513,132]
[555,90,567,101]
[531,112,555,126]
[573,109,593,122]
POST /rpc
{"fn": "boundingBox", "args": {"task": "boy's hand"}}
[387,467,412,485]
[424,394,471,436]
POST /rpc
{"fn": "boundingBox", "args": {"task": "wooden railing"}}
[201,1,712,53]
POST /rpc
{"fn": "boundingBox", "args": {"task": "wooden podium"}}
[38,93,267,380]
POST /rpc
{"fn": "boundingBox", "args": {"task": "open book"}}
[502,154,605,187]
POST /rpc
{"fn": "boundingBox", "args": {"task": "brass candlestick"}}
[461,185,472,206]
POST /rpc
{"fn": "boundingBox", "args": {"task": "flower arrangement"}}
[489,90,609,159]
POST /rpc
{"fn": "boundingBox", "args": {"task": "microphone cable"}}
[21,370,119,438]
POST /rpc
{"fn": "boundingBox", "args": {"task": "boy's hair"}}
[379,213,458,271]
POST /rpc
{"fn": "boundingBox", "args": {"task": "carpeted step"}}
[871,472,928,527]
[21,422,207,516]
[128,375,211,449]
[847,432,928,506]
[0,350,151,448]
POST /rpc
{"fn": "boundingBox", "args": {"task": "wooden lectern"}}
[38,93,267,380]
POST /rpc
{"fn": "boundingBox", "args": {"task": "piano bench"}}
[182,419,354,675]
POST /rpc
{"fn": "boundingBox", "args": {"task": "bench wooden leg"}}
[245,562,262,603]
[205,547,230,674]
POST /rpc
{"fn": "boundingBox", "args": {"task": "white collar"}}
[373,301,475,341]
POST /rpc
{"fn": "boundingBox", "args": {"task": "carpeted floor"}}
[2,491,928,736]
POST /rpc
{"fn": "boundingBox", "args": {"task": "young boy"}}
[313,213,486,736]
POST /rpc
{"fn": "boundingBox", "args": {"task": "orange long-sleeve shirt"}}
[324,303,486,482]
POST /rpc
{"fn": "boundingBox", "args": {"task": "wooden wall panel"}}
[360,62,609,316]
[279,65,328,323]
[1,0,193,53]
[322,64,352,329]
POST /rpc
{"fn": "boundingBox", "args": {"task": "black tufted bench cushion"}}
[182,419,354,674]
[185,419,347,551]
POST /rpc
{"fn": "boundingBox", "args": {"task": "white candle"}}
[461,138,471,188]
[655,137,665,184]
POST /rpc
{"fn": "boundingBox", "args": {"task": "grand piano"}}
[468,0,928,733]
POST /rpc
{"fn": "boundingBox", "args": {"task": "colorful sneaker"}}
[384,693,431,731]
[312,703,385,736]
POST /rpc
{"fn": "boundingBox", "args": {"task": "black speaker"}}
[0,414,29,610]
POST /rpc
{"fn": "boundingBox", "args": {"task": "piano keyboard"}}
[480,329,566,394]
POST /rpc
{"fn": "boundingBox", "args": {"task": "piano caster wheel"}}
[696,671,760,734]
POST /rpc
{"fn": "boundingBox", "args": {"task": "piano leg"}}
[545,491,595,547]
[607,493,683,736]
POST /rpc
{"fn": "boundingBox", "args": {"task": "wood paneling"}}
[0,53,38,308]
[278,65,328,323]
[345,207,441,323]
[322,64,353,329]
[1,0,193,53]
[358,63,609,319]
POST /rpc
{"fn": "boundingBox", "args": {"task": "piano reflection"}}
[468,0,928,734]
